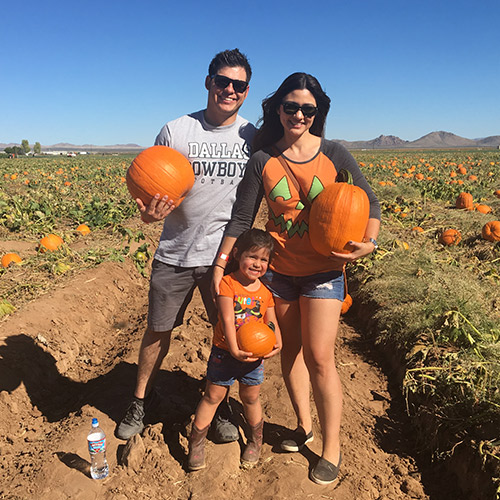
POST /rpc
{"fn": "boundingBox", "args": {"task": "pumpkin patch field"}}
[0,151,499,499]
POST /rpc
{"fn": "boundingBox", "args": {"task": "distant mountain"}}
[2,132,500,152]
[334,131,500,150]
[0,142,144,153]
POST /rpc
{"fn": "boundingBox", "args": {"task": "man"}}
[116,49,255,442]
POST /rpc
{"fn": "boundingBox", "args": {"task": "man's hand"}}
[136,194,175,223]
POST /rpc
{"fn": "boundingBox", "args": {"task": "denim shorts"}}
[261,268,344,302]
[207,346,264,386]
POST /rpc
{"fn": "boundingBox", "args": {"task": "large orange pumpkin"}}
[39,234,64,252]
[126,146,194,207]
[438,229,461,246]
[309,170,370,255]
[1,252,22,268]
[481,221,500,242]
[455,192,473,210]
[237,322,276,357]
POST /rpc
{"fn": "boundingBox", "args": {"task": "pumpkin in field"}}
[455,192,473,211]
[309,170,370,255]
[126,146,194,207]
[494,189,500,199]
[341,294,353,315]
[475,204,492,214]
[237,322,276,357]
[1,253,22,268]
[39,234,64,253]
[481,221,500,242]
[438,229,461,246]
[76,224,91,235]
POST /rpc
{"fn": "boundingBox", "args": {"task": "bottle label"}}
[88,437,106,454]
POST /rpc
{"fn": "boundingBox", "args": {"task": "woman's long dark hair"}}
[252,72,331,152]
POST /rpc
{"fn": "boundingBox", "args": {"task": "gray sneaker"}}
[115,398,145,440]
[211,402,239,443]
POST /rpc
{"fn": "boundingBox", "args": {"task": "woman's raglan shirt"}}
[225,140,381,276]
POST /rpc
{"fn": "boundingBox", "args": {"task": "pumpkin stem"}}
[336,169,353,184]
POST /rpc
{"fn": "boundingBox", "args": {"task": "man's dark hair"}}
[208,48,252,82]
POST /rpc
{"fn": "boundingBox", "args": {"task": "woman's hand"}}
[329,240,376,264]
[136,194,175,223]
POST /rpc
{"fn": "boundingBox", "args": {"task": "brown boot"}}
[241,419,263,468]
[187,423,209,471]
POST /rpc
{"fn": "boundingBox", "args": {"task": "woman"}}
[212,72,380,484]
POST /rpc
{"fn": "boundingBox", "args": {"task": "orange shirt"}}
[213,273,275,351]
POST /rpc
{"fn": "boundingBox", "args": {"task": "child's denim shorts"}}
[261,268,344,302]
[207,345,264,386]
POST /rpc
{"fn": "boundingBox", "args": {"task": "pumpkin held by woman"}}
[309,170,369,256]
[126,146,195,207]
[237,322,276,357]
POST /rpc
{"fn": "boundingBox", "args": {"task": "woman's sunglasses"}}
[211,74,249,93]
[282,101,318,118]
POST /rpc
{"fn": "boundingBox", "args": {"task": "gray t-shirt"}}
[154,110,256,267]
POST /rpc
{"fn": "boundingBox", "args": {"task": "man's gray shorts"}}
[147,259,218,332]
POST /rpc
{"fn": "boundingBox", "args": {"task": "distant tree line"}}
[4,140,41,156]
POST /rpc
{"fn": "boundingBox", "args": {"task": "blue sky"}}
[1,0,499,146]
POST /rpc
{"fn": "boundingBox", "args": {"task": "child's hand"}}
[263,343,282,359]
[229,347,259,363]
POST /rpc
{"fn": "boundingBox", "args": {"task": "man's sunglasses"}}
[282,101,318,118]
[211,74,249,93]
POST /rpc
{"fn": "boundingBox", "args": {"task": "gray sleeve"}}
[323,141,381,220]
[224,153,267,238]
[154,125,171,146]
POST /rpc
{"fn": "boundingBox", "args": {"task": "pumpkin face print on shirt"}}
[234,296,262,329]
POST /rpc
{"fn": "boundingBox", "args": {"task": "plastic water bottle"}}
[87,418,109,479]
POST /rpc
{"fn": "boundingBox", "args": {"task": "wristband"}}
[214,263,225,270]
[218,252,229,262]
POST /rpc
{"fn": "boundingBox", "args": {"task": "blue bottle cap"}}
[92,418,98,426]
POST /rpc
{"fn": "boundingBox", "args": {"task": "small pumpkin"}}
[438,229,461,246]
[126,146,195,207]
[455,192,473,210]
[39,234,64,253]
[341,294,353,315]
[475,204,492,214]
[412,226,424,233]
[237,322,276,357]
[481,221,500,242]
[494,189,500,199]
[309,170,370,255]
[1,252,22,268]
[76,224,91,235]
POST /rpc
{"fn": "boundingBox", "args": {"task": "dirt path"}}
[0,256,461,499]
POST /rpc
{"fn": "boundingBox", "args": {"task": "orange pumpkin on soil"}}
[438,229,461,246]
[1,253,22,268]
[237,322,276,357]
[455,192,473,210]
[126,146,194,207]
[309,170,370,256]
[475,204,492,214]
[494,189,500,199]
[341,294,353,315]
[481,221,500,242]
[76,224,91,235]
[39,234,64,252]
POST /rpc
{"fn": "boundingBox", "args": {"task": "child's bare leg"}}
[194,382,229,429]
[239,383,262,425]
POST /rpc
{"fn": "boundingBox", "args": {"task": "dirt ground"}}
[0,228,467,500]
